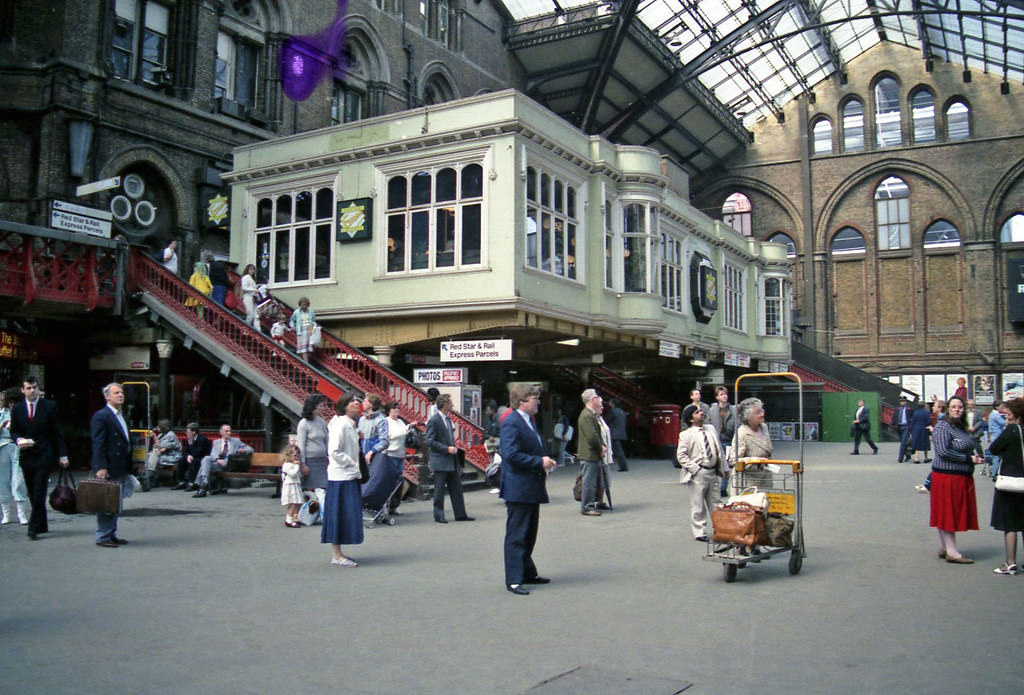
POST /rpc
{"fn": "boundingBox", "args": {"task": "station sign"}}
[658,340,680,358]
[413,367,468,384]
[51,200,112,238]
[440,339,512,362]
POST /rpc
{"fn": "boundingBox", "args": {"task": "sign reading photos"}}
[336,198,373,243]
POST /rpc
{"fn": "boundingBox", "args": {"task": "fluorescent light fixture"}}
[557,338,580,346]
[691,359,708,367]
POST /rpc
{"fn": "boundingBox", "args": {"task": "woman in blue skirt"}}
[322,394,364,567]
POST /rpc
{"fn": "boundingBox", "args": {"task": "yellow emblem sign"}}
[339,201,366,239]
[207,194,229,225]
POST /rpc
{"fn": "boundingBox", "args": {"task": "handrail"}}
[131,252,340,413]
[233,279,490,472]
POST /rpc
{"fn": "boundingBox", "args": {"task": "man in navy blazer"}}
[499,383,557,595]
[90,383,134,547]
[10,375,68,539]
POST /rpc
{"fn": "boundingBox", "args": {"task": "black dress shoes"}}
[523,576,550,584]
[695,535,710,542]
[434,518,448,524]
[112,537,128,545]
[850,451,859,455]
[96,540,119,548]
[192,488,208,498]
[455,516,475,521]
[171,482,187,490]
[27,530,37,540]
[506,584,530,595]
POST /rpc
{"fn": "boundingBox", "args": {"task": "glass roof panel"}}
[504,0,1024,124]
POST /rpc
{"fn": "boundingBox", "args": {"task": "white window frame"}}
[723,262,745,331]
[621,200,654,293]
[249,175,338,288]
[378,148,490,276]
[761,275,786,337]
[524,158,584,282]
[658,230,683,313]
[875,176,911,250]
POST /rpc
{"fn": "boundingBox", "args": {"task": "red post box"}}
[649,403,681,457]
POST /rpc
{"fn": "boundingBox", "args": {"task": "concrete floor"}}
[1,440,1021,694]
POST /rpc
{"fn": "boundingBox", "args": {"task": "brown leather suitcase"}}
[76,478,122,514]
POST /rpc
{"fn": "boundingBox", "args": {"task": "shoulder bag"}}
[994,425,1024,493]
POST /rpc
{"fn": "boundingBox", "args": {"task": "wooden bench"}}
[213,452,283,497]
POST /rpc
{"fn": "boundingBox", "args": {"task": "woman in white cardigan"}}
[321,394,364,567]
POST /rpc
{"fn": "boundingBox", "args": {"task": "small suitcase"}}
[76,478,122,514]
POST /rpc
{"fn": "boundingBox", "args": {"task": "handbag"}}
[77,478,122,515]
[358,454,370,485]
[995,425,1024,493]
[764,512,795,547]
[297,491,321,526]
[711,501,768,546]
[727,486,770,513]
[48,468,77,515]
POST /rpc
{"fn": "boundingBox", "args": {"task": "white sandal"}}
[993,562,1017,575]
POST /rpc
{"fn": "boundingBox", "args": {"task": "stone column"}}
[155,339,174,422]
[372,345,395,367]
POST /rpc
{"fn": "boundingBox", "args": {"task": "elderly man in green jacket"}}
[576,388,607,516]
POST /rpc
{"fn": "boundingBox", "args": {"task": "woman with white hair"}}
[728,397,773,494]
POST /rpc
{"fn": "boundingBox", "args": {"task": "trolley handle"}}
[734,458,802,474]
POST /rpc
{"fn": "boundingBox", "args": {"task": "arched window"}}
[875,176,910,250]
[910,89,936,143]
[831,227,865,255]
[842,99,865,151]
[1001,213,1024,243]
[110,0,170,86]
[923,220,961,249]
[766,232,797,257]
[874,77,902,147]
[812,118,833,154]
[422,72,455,105]
[946,100,970,140]
[722,192,752,236]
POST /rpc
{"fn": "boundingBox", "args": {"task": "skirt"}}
[302,455,329,490]
[991,488,1024,532]
[929,471,978,532]
[320,480,364,546]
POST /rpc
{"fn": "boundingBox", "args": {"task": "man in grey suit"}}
[90,383,133,547]
[425,394,473,523]
[192,424,253,497]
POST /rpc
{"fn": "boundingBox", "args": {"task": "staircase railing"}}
[590,365,659,426]
[244,286,490,472]
[131,253,340,415]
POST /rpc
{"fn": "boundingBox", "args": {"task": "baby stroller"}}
[361,451,404,527]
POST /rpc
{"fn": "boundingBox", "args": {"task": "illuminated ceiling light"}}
[691,359,708,367]
[557,338,580,346]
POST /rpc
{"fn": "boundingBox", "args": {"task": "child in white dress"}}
[281,444,303,528]
[270,313,288,347]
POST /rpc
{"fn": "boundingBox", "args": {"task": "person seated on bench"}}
[178,423,211,491]
[193,424,252,498]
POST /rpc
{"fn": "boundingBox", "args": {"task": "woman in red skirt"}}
[929,396,984,563]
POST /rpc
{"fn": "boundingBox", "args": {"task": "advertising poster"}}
[1003,373,1024,401]
[779,422,795,441]
[972,374,996,405]
[802,422,819,441]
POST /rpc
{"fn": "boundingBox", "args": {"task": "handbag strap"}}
[57,467,75,488]
[1018,424,1023,469]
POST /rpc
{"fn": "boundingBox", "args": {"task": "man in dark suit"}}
[605,397,629,472]
[499,384,557,595]
[891,396,913,462]
[425,394,473,523]
[10,374,68,539]
[90,383,133,547]
[176,422,211,490]
[851,398,878,455]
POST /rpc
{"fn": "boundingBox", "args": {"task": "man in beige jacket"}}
[677,404,726,542]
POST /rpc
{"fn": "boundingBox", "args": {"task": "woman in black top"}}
[989,397,1024,575]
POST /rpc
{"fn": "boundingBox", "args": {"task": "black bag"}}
[48,468,77,515]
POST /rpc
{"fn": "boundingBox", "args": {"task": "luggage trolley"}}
[703,372,806,582]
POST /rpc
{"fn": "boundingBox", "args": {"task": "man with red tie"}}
[10,375,68,540]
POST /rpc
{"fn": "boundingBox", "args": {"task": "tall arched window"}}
[923,220,961,249]
[722,192,752,236]
[875,176,910,250]
[1001,213,1024,243]
[830,227,865,255]
[842,99,865,151]
[874,77,902,147]
[812,118,833,154]
[910,89,936,143]
[422,71,455,105]
[766,232,797,257]
[946,100,970,140]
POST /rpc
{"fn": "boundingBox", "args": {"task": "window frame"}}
[875,176,911,251]
[111,0,171,86]
[812,117,833,155]
[761,275,786,337]
[945,99,971,140]
[524,160,583,282]
[910,88,936,144]
[658,228,684,313]
[621,201,653,293]
[250,175,338,289]
[379,148,490,276]
[873,76,902,148]
[721,192,752,236]
[723,261,745,332]
[830,226,867,256]
[842,98,865,152]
